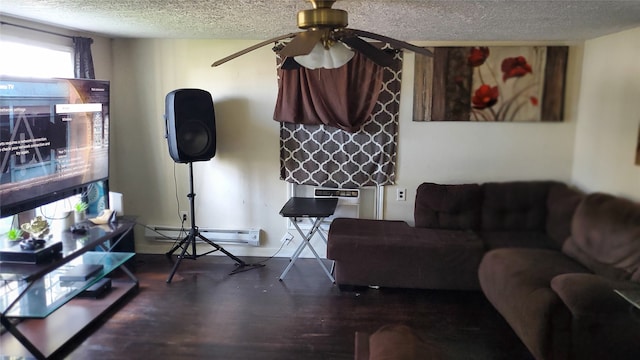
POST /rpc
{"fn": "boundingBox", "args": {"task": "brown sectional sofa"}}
[327,180,640,359]
[480,191,640,359]
[327,180,573,290]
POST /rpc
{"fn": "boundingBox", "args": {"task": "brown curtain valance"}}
[273,52,384,133]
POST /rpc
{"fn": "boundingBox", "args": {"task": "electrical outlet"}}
[396,188,406,201]
[180,211,188,222]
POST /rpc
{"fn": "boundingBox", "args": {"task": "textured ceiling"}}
[2,0,640,42]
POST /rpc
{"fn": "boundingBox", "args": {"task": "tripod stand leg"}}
[196,234,266,274]
[165,162,264,281]
[166,234,193,283]
[196,234,246,265]
[165,234,190,258]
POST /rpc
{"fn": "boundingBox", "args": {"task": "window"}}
[0,27,74,233]
[0,40,73,78]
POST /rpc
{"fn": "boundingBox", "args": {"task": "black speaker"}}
[165,89,216,163]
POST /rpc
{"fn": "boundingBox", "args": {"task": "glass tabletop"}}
[1,251,135,318]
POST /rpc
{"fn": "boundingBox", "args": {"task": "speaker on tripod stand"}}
[164,88,264,283]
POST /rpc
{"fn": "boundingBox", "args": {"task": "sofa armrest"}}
[551,273,640,359]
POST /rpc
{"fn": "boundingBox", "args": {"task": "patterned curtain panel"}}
[279,49,403,187]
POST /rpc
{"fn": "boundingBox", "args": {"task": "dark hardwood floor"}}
[63,254,533,360]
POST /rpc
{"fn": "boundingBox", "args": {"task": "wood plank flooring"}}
[61,254,533,360]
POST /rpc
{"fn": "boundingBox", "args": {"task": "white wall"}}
[110,39,287,256]
[571,27,640,201]
[110,39,583,256]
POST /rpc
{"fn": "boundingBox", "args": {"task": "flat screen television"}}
[0,76,110,218]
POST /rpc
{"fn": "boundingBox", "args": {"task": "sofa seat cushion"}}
[410,228,485,289]
[481,181,556,232]
[414,182,482,230]
[327,218,413,260]
[565,193,640,282]
[328,218,484,289]
[478,248,590,359]
[481,231,560,250]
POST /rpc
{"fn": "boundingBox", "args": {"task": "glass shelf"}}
[1,251,135,319]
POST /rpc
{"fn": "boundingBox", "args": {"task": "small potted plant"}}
[6,227,23,241]
[74,201,89,223]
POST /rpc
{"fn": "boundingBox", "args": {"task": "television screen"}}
[0,76,110,218]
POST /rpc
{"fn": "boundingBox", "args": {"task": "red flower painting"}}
[468,47,490,67]
[472,85,499,109]
[466,47,541,121]
[501,56,533,81]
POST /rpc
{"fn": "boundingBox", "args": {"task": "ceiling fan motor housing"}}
[298,0,348,29]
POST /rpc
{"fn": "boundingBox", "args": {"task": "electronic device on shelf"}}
[0,238,62,264]
[69,224,90,234]
[58,263,104,282]
[0,76,111,218]
[77,277,112,298]
[18,238,47,251]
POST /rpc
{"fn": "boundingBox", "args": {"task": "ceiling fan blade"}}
[278,29,325,58]
[339,36,397,67]
[211,32,298,67]
[346,29,433,57]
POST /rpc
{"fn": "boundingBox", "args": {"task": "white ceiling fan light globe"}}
[294,41,355,69]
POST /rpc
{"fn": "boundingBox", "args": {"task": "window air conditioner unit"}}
[313,187,360,222]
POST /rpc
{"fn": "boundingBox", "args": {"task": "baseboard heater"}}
[145,225,260,247]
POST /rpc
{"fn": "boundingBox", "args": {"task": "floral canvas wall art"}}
[414,46,568,122]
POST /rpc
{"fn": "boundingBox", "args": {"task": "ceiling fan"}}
[211,0,433,69]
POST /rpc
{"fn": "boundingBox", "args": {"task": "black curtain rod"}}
[0,21,76,40]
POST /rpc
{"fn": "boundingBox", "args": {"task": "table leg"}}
[303,236,335,282]
[279,217,335,282]
[279,220,315,280]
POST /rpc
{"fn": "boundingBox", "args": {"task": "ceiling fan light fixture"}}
[294,41,354,69]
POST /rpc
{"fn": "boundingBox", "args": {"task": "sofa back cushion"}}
[414,182,482,230]
[563,193,640,282]
[545,183,584,248]
[481,181,555,231]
